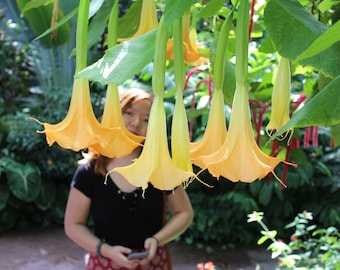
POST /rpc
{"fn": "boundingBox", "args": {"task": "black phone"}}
[127,250,149,260]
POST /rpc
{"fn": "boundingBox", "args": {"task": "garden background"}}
[0,0,339,261]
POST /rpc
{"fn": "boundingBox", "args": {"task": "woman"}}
[64,88,193,270]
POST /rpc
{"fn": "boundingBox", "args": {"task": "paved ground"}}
[0,225,278,270]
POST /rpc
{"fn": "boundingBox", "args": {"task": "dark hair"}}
[80,88,153,175]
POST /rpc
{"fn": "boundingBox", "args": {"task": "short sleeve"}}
[71,163,97,198]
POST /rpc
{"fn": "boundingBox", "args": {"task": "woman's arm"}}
[151,185,193,246]
[64,187,99,253]
[64,187,140,269]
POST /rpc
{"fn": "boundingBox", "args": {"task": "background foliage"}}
[0,0,339,253]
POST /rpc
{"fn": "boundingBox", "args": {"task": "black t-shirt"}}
[71,162,164,249]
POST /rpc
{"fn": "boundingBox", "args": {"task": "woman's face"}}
[122,99,151,136]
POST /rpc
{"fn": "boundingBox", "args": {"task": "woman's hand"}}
[101,244,140,269]
[138,236,158,265]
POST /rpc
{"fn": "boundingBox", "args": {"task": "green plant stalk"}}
[75,0,90,73]
[213,8,234,90]
[235,0,250,84]
[152,16,168,98]
[107,0,119,49]
[173,17,185,91]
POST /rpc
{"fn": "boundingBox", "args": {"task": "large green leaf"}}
[16,0,71,48]
[6,161,41,202]
[274,75,340,138]
[118,0,142,38]
[77,30,156,84]
[295,20,340,62]
[35,181,56,211]
[0,184,10,211]
[164,0,192,28]
[264,0,340,79]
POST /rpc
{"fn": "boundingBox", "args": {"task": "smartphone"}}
[127,250,149,260]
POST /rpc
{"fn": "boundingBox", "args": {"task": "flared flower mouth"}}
[118,0,158,42]
[88,84,145,157]
[112,96,194,191]
[33,78,102,151]
[199,82,284,183]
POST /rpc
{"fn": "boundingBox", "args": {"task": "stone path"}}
[0,225,278,270]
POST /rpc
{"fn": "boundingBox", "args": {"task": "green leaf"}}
[331,124,340,148]
[118,0,142,38]
[21,0,54,12]
[264,0,340,79]
[259,183,273,206]
[223,60,236,105]
[257,235,269,245]
[87,2,113,49]
[77,30,156,84]
[295,20,340,62]
[33,7,77,43]
[197,0,225,19]
[273,75,340,138]
[164,0,192,28]
[6,161,41,202]
[0,184,10,211]
[35,181,56,210]
[16,0,71,48]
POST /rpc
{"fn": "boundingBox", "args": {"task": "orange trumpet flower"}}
[89,84,145,157]
[166,11,206,66]
[34,77,102,151]
[190,89,228,169]
[200,81,284,182]
[112,96,194,191]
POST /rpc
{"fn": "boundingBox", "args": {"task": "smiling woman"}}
[64,87,193,270]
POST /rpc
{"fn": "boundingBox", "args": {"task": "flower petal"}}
[113,96,194,190]
[200,82,283,182]
[34,78,102,151]
[89,84,145,157]
[266,57,293,139]
[172,90,193,172]
[190,89,227,169]
[166,11,206,66]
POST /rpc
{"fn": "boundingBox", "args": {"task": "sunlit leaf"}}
[77,30,156,84]
[295,20,340,62]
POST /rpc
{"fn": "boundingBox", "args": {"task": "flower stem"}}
[152,16,168,98]
[213,9,234,90]
[235,0,250,83]
[75,0,90,73]
[107,0,119,49]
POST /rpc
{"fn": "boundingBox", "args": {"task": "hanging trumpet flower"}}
[34,0,105,152]
[190,12,233,169]
[166,10,206,66]
[266,56,294,141]
[89,1,144,157]
[118,0,158,42]
[199,0,286,184]
[171,16,193,177]
[112,17,194,191]
[89,84,145,157]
